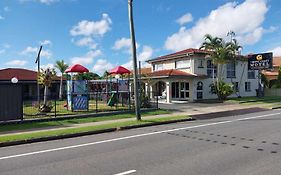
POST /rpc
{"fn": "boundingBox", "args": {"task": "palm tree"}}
[38,68,56,112]
[200,34,239,100]
[55,60,68,100]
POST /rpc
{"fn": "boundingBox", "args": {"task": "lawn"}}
[227,96,281,108]
[228,96,281,103]
[0,115,189,143]
[0,109,171,134]
[23,99,136,119]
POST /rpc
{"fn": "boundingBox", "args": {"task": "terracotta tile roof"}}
[147,69,205,78]
[147,48,210,63]
[0,68,62,81]
[139,67,152,75]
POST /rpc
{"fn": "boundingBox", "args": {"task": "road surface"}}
[0,109,281,175]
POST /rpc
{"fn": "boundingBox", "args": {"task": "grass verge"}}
[0,109,171,133]
[0,115,189,143]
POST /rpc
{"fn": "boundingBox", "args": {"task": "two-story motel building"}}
[142,48,259,103]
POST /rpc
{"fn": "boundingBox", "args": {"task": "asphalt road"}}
[1,109,281,175]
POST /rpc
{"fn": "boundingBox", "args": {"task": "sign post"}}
[248,52,273,97]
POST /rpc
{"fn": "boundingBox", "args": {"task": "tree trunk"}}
[59,75,63,100]
[44,86,48,106]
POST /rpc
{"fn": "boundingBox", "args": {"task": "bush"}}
[39,102,53,113]
[140,94,151,108]
[210,81,234,101]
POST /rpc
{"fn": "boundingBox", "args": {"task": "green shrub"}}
[210,81,234,100]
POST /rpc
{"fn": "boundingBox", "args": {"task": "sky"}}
[0,0,281,75]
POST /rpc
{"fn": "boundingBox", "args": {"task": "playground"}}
[22,64,158,119]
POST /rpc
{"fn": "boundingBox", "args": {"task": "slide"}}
[107,93,117,106]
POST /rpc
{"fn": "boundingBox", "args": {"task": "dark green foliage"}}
[210,81,234,100]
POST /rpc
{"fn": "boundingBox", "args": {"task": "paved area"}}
[0,109,281,175]
[0,101,271,136]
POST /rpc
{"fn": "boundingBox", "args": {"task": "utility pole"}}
[35,45,43,108]
[128,0,141,120]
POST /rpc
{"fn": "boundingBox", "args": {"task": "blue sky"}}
[0,0,281,75]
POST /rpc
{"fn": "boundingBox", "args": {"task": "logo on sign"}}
[256,55,263,61]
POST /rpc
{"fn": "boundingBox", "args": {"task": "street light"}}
[11,77,18,84]
[128,0,141,120]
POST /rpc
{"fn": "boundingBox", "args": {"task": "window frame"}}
[227,62,236,78]
[207,60,217,78]
[175,59,191,69]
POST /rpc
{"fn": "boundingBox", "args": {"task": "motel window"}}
[248,70,255,79]
[198,59,204,68]
[154,63,163,71]
[175,60,191,69]
[245,82,251,92]
[207,60,217,78]
[227,62,236,78]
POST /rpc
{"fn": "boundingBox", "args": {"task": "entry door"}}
[172,82,189,99]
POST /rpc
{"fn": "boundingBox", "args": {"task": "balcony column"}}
[166,81,172,103]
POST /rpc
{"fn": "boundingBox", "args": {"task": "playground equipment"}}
[108,66,131,107]
[65,64,89,111]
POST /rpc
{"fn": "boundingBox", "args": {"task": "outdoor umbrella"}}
[65,64,89,73]
[109,66,130,75]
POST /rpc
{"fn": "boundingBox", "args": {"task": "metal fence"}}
[22,91,158,119]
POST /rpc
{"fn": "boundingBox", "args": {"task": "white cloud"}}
[21,46,52,58]
[122,45,154,69]
[74,37,97,49]
[112,37,140,53]
[165,0,268,51]
[6,60,27,66]
[70,13,112,37]
[71,50,102,65]
[0,15,4,20]
[93,59,114,75]
[269,46,281,57]
[19,0,59,5]
[3,43,11,49]
[4,7,10,12]
[41,63,55,70]
[21,46,38,55]
[39,0,59,5]
[138,45,153,62]
[176,13,193,25]
[40,40,52,46]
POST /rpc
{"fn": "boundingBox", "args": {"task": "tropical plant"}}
[261,73,269,88]
[200,34,242,100]
[38,68,56,112]
[209,81,234,101]
[55,60,69,100]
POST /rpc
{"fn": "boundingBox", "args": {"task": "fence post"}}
[95,92,98,113]
[54,97,57,117]
[156,92,158,109]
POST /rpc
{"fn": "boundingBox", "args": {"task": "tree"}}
[38,68,56,112]
[55,60,68,100]
[74,72,100,80]
[200,34,241,100]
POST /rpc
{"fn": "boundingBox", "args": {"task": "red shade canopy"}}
[65,64,89,73]
[109,66,130,75]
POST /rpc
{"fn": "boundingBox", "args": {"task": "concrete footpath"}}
[0,102,270,137]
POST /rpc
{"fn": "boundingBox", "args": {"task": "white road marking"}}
[0,112,280,161]
[114,170,136,175]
